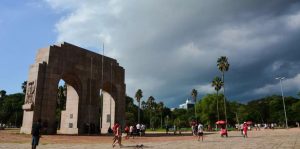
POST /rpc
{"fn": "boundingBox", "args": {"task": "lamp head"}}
[276,77,285,80]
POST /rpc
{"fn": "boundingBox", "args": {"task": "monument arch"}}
[20,42,126,134]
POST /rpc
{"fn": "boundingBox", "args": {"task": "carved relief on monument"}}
[22,81,36,110]
[25,81,36,104]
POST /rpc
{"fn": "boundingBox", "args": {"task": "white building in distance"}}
[179,99,194,109]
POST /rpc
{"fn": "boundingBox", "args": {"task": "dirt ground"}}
[0,128,300,149]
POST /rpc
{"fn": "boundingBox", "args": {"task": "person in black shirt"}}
[31,119,42,149]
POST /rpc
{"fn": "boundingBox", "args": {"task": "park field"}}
[0,128,300,149]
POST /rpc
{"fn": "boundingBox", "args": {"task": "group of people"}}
[33,118,289,148]
[112,123,147,148]
[124,123,146,139]
[226,122,249,138]
[191,122,204,141]
[252,123,277,130]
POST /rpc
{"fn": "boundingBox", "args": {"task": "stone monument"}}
[20,42,125,134]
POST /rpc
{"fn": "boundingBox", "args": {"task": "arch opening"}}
[99,82,118,134]
[56,73,81,134]
[100,91,115,133]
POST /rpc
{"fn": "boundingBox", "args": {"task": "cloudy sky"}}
[1,0,300,107]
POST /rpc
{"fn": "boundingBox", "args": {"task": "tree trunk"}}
[138,101,140,124]
[194,97,197,120]
[222,72,228,129]
[150,110,152,130]
[217,91,220,121]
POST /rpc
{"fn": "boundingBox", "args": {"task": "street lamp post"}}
[166,115,169,127]
[110,62,113,127]
[276,77,288,129]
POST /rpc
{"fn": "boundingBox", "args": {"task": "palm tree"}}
[141,101,147,110]
[191,89,198,119]
[147,96,155,129]
[211,76,223,121]
[217,56,230,128]
[21,81,27,94]
[157,102,164,128]
[135,89,143,124]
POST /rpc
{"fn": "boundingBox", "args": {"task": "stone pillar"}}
[39,72,60,134]
[20,62,47,134]
[101,91,115,133]
[59,85,79,134]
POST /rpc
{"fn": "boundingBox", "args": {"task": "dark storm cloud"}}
[46,0,300,107]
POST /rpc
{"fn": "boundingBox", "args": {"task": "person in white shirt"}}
[136,123,141,136]
[197,122,204,141]
[129,125,134,139]
[140,124,146,136]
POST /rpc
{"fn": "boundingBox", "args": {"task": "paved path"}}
[0,128,299,149]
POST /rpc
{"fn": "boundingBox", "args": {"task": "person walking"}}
[166,125,169,135]
[243,122,248,138]
[141,124,146,136]
[197,122,204,141]
[124,125,129,139]
[136,123,141,136]
[129,125,135,139]
[112,123,122,148]
[31,119,42,149]
[240,124,243,135]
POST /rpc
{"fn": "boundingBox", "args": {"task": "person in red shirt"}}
[124,125,129,139]
[243,122,248,138]
[220,126,228,137]
[112,123,122,148]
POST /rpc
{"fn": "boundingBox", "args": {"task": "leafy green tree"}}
[191,89,198,120]
[171,108,190,128]
[246,95,299,126]
[125,96,138,125]
[211,76,223,120]
[196,94,220,126]
[125,112,136,125]
[135,89,143,124]
[268,96,284,123]
[174,117,186,130]
[236,104,249,124]
[217,56,230,127]
[140,100,148,123]
[247,97,269,123]
[227,101,244,125]
[157,102,164,128]
[0,93,24,127]
[292,100,300,122]
[147,96,155,129]
[21,81,27,94]
[57,84,67,110]
[0,90,6,99]
[55,84,67,129]
[141,101,147,110]
[284,96,299,125]
[151,116,160,129]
